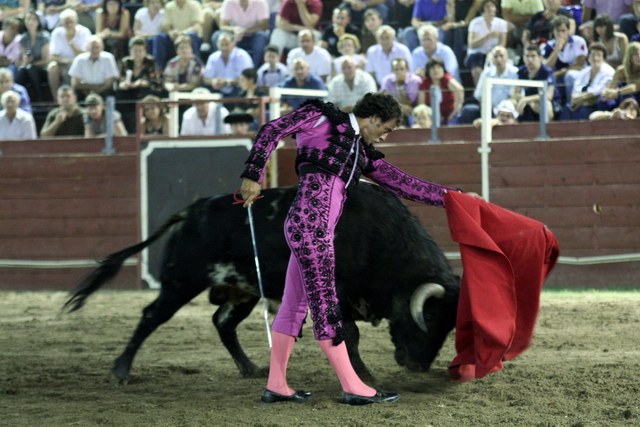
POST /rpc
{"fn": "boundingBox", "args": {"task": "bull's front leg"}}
[213,298,268,378]
[341,317,376,384]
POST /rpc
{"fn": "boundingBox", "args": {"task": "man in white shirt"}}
[0,90,37,141]
[204,32,253,96]
[69,36,120,101]
[286,29,332,82]
[47,8,91,99]
[180,88,232,135]
[365,25,412,87]
[327,56,377,113]
[256,44,289,90]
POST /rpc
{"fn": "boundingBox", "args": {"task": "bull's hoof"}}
[110,366,131,385]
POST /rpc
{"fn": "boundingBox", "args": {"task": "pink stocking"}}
[265,331,296,395]
[318,339,376,396]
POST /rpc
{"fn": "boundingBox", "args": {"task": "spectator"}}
[542,14,587,102]
[204,31,253,96]
[400,0,452,53]
[522,0,576,50]
[140,94,170,135]
[598,41,640,111]
[180,87,231,135]
[326,56,376,112]
[152,0,204,71]
[358,8,382,54]
[331,33,365,77]
[0,90,37,140]
[201,2,224,51]
[225,67,266,123]
[69,36,120,101]
[411,103,433,128]
[16,11,51,103]
[321,6,359,58]
[590,97,640,120]
[594,13,629,69]
[412,24,460,82]
[579,0,635,44]
[513,44,561,122]
[466,0,508,86]
[269,0,322,54]
[212,0,269,68]
[134,0,165,45]
[83,92,128,136]
[40,85,86,137]
[163,34,205,93]
[501,0,544,47]
[562,42,614,119]
[365,25,413,87]
[417,56,465,124]
[472,98,519,127]
[70,0,103,33]
[278,57,326,114]
[256,43,289,90]
[0,67,32,113]
[223,110,253,134]
[339,0,388,26]
[0,0,30,23]
[95,0,132,61]
[440,0,485,65]
[381,57,421,125]
[0,18,22,77]
[286,29,332,82]
[47,9,91,99]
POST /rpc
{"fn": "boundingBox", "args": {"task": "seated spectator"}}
[501,0,544,47]
[412,24,460,83]
[542,14,587,103]
[339,0,388,26]
[69,36,120,101]
[320,6,359,58]
[37,0,67,31]
[16,11,51,103]
[0,90,37,140]
[522,0,576,50]
[204,31,253,96]
[223,110,254,134]
[594,13,629,69]
[579,0,635,44]
[0,67,32,113]
[256,43,289,91]
[286,29,332,82]
[70,0,103,33]
[327,56,377,113]
[400,0,451,53]
[269,0,322,54]
[331,33,365,78]
[590,97,640,120]
[358,8,382,54]
[440,0,485,65]
[47,9,91,98]
[0,18,22,77]
[472,98,519,127]
[598,41,640,111]
[380,57,421,125]
[513,44,561,122]
[465,0,508,86]
[417,56,465,125]
[458,45,519,125]
[84,92,128,136]
[164,34,205,93]
[212,0,269,68]
[152,0,204,71]
[180,87,231,135]
[0,0,30,23]
[225,67,266,123]
[95,0,132,62]
[133,0,165,46]
[140,94,170,135]
[41,85,86,137]
[365,25,412,87]
[278,57,326,115]
[412,103,432,129]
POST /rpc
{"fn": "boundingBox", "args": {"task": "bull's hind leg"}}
[112,284,205,384]
[213,297,267,377]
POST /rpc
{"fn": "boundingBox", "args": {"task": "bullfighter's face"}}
[361,116,396,145]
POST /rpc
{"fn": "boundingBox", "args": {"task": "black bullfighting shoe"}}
[261,389,314,404]
[341,389,400,406]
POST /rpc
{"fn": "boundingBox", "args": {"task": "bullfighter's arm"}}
[364,158,459,207]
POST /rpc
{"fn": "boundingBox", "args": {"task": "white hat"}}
[494,99,519,119]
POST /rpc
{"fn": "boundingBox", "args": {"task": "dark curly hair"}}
[352,92,403,125]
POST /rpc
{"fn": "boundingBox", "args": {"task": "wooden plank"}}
[509,206,640,228]
[0,177,138,199]
[378,143,480,165]
[490,184,640,208]
[0,236,138,259]
[0,265,140,291]
[0,198,138,220]
[0,218,138,238]
[0,154,138,179]
[0,137,139,155]
[545,262,640,288]
[490,163,640,188]
[546,227,640,250]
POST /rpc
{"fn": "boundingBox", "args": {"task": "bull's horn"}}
[410,283,446,333]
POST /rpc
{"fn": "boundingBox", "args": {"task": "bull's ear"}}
[410,283,445,333]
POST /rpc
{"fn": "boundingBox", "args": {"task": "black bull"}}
[65,182,460,383]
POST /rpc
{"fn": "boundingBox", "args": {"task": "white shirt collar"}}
[348,112,360,135]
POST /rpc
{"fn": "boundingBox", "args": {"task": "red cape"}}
[445,191,560,382]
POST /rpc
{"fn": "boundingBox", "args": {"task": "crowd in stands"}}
[1,0,640,141]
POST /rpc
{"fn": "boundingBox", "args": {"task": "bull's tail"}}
[63,211,188,313]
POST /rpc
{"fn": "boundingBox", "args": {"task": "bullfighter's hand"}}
[241,178,261,208]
